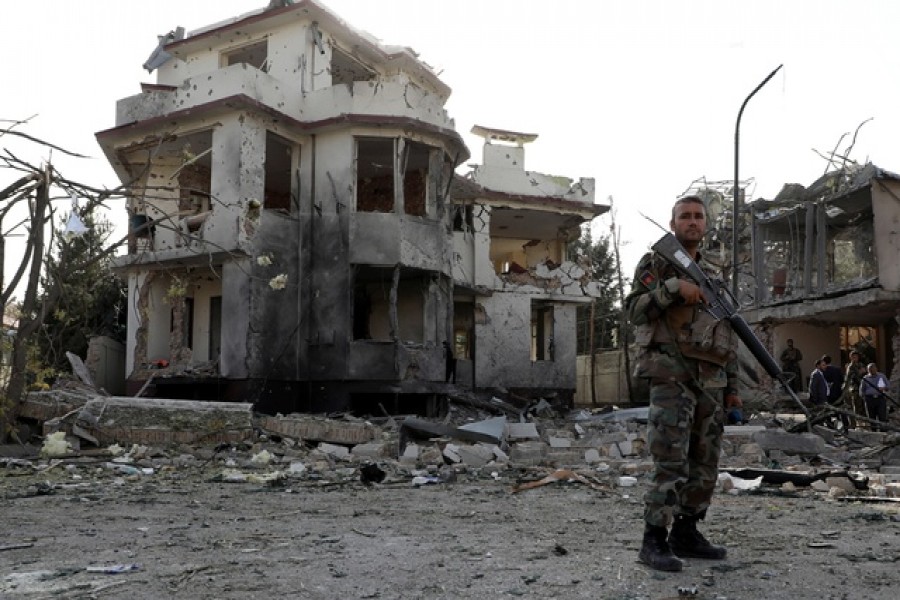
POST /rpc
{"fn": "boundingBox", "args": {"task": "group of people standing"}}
[784,340,891,430]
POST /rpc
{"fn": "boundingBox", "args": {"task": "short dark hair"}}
[821,355,832,364]
[671,195,705,220]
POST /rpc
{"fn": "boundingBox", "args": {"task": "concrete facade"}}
[744,165,900,393]
[450,127,608,402]
[98,1,606,414]
[99,1,468,413]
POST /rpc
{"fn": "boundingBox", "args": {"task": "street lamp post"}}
[733,64,783,298]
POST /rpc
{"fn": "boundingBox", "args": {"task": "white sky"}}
[3,0,899,294]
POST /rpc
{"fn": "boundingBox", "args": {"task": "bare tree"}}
[608,196,633,403]
[0,121,133,440]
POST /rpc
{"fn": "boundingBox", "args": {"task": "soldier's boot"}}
[668,513,727,560]
[638,524,683,572]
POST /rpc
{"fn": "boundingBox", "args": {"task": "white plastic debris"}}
[105,463,140,476]
[250,449,273,465]
[107,444,125,457]
[411,475,440,486]
[617,476,638,487]
[40,432,72,458]
[717,472,763,493]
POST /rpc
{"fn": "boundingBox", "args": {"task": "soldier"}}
[842,350,867,428]
[780,339,804,393]
[625,194,741,572]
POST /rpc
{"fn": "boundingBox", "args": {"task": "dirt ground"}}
[2,445,899,600]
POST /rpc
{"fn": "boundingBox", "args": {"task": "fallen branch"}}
[511,468,609,494]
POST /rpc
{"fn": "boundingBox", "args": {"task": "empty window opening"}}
[173,131,212,217]
[352,266,426,342]
[531,302,554,361]
[209,296,222,362]
[330,46,376,85]
[265,132,294,211]
[178,163,211,215]
[352,283,372,340]
[357,138,395,213]
[222,39,269,72]
[402,141,431,217]
[453,205,475,232]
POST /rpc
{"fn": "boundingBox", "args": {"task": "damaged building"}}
[744,164,900,389]
[450,127,607,403]
[97,2,604,414]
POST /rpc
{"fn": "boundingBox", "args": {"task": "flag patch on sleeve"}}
[639,270,655,287]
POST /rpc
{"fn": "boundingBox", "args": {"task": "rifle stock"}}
[651,232,812,429]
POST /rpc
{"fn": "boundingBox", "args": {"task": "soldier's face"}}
[670,201,706,244]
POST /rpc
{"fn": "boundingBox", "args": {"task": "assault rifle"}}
[651,232,813,430]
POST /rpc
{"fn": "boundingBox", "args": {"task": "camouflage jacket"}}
[624,250,739,393]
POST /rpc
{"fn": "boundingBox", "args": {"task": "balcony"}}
[115,65,453,132]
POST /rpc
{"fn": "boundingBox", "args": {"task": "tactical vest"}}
[633,256,736,369]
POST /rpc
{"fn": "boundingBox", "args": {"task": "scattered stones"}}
[6,390,900,504]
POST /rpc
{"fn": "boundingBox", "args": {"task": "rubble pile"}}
[4,387,900,503]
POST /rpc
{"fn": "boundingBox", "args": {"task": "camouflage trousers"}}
[644,380,724,528]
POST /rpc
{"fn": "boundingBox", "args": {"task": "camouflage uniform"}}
[842,359,867,427]
[625,251,739,528]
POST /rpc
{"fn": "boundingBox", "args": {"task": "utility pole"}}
[733,64,783,298]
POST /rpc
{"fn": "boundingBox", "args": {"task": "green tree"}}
[569,226,620,354]
[33,205,126,376]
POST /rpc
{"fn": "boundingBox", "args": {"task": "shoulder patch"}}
[639,270,655,287]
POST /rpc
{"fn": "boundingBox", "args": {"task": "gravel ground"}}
[2,451,899,600]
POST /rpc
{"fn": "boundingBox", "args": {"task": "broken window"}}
[531,301,554,361]
[330,46,376,85]
[178,163,211,214]
[829,220,877,285]
[265,132,295,211]
[356,138,439,216]
[756,191,880,303]
[352,266,426,342]
[401,141,431,217]
[356,138,395,212]
[222,39,269,72]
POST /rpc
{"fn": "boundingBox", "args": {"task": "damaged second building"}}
[98,1,607,414]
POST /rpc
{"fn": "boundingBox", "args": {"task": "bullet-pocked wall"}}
[103,2,470,409]
[474,295,578,391]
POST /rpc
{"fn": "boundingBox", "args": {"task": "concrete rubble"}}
[5,382,900,502]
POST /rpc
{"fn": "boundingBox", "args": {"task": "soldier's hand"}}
[677,280,707,305]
